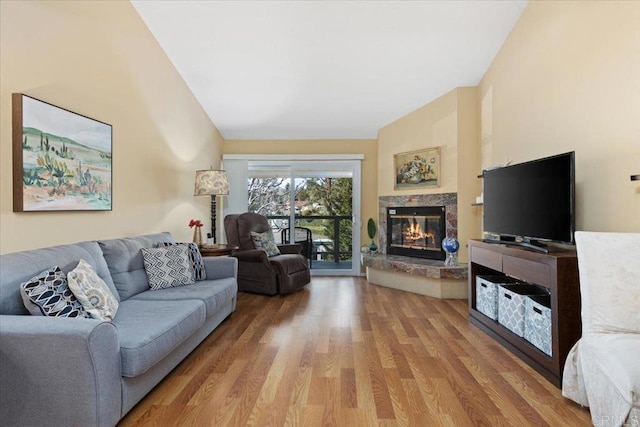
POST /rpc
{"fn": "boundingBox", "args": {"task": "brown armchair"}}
[224,212,310,295]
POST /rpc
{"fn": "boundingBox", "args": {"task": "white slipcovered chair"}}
[562,231,640,427]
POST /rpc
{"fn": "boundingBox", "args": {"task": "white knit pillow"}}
[67,259,119,321]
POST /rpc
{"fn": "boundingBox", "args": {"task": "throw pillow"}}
[250,230,281,256]
[141,245,195,290]
[159,242,207,281]
[67,259,119,321]
[20,266,90,318]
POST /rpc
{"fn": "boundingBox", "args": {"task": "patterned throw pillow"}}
[159,242,207,281]
[67,259,119,321]
[250,230,281,256]
[141,245,195,290]
[20,266,90,318]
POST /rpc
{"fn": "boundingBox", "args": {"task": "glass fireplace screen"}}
[387,206,446,260]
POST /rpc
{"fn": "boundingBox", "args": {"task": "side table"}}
[199,244,234,257]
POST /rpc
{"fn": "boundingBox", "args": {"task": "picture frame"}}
[12,94,112,212]
[394,147,441,190]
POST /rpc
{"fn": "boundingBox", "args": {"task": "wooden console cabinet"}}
[468,239,581,387]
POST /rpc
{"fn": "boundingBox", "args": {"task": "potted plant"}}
[367,218,378,252]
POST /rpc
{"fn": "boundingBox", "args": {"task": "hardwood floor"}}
[119,277,591,426]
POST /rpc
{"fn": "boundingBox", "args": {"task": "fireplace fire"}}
[386,206,446,260]
[403,220,434,246]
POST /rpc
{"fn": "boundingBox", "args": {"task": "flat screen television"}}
[483,151,575,252]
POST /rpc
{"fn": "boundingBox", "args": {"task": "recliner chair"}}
[224,212,310,295]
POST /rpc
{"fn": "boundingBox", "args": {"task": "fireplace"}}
[386,206,446,260]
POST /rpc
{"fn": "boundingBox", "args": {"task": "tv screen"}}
[483,152,575,248]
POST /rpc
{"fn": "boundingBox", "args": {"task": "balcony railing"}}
[265,215,352,263]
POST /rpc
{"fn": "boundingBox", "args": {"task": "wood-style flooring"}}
[119,277,591,426]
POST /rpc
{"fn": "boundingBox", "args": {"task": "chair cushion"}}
[130,278,237,318]
[67,259,119,321]
[580,334,640,407]
[113,299,205,377]
[236,212,271,250]
[581,334,640,409]
[270,254,309,275]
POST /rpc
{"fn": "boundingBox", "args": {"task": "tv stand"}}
[468,240,581,387]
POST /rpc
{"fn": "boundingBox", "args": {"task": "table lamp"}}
[194,169,229,244]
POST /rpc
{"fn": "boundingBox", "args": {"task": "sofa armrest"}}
[203,256,238,280]
[0,315,121,427]
[278,244,302,254]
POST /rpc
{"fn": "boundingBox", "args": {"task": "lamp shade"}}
[194,170,229,196]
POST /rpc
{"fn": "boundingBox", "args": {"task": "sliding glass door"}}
[293,168,354,272]
[245,160,361,276]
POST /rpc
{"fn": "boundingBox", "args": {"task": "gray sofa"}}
[0,232,238,427]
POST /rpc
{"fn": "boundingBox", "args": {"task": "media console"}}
[468,239,581,387]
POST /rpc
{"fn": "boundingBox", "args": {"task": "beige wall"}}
[223,139,378,247]
[377,87,481,261]
[479,0,640,232]
[456,88,482,251]
[0,1,222,254]
[378,89,459,196]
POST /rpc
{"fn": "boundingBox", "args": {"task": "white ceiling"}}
[131,0,528,140]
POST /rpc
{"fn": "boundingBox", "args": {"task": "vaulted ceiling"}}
[132,1,528,140]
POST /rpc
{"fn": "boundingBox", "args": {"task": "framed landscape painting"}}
[12,94,112,212]
[394,147,441,190]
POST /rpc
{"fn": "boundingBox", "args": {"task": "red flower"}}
[188,219,203,228]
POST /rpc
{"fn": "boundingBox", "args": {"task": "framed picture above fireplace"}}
[394,147,440,190]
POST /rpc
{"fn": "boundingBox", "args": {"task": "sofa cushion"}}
[141,246,195,290]
[98,233,175,300]
[20,266,90,318]
[130,277,237,318]
[68,259,119,321]
[0,241,117,315]
[113,299,205,377]
[159,242,207,281]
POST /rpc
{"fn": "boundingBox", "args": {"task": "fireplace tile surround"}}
[379,193,458,254]
[363,193,467,299]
